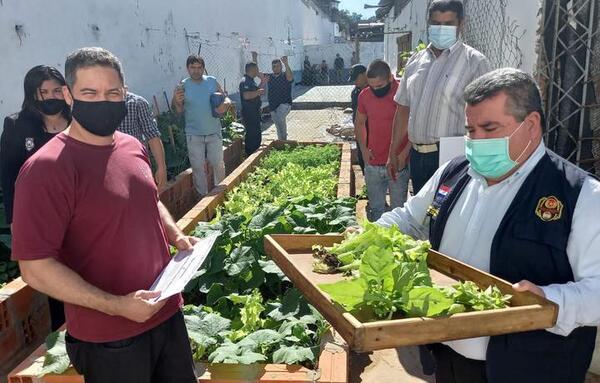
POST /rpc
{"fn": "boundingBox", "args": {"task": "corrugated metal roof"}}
[375,0,412,19]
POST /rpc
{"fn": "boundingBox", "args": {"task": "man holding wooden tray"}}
[377,68,600,383]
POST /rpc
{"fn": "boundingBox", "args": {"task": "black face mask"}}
[371,82,391,98]
[36,99,67,116]
[72,99,127,137]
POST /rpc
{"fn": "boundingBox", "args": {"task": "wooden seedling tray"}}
[264,234,558,352]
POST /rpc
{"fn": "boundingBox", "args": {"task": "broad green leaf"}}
[319,278,366,312]
[404,286,455,317]
[224,247,255,276]
[272,345,318,364]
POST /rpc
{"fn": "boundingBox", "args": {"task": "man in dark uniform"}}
[239,62,264,155]
[349,64,368,172]
[377,68,600,383]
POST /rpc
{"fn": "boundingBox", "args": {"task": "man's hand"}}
[281,56,289,65]
[513,280,546,297]
[155,166,168,191]
[173,235,201,251]
[173,87,184,106]
[258,88,265,97]
[258,72,269,83]
[117,290,167,323]
[386,155,399,181]
[361,148,374,167]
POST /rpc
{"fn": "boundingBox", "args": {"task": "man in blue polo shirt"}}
[252,52,294,141]
[172,55,231,196]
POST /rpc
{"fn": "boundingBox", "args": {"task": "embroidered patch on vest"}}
[427,185,451,218]
[535,196,563,221]
[25,137,35,152]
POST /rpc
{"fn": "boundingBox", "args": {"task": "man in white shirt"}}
[387,0,491,194]
[378,68,600,383]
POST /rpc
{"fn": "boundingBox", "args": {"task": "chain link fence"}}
[462,0,524,69]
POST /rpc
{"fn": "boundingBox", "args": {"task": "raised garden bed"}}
[0,278,50,379]
[159,138,244,221]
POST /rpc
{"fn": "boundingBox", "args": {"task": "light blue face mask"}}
[465,121,532,180]
[428,25,458,50]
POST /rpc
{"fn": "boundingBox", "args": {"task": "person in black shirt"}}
[0,65,70,330]
[264,56,294,141]
[302,56,313,86]
[239,62,265,155]
[334,53,345,84]
[349,64,368,172]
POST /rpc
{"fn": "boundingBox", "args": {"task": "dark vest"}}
[428,150,596,383]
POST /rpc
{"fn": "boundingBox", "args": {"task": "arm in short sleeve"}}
[11,157,74,260]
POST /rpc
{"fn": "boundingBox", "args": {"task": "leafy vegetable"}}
[318,223,511,320]
[38,331,70,377]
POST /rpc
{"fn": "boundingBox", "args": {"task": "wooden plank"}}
[265,234,559,352]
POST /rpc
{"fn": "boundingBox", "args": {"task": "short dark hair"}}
[272,59,282,66]
[428,0,464,21]
[366,59,391,80]
[186,55,205,68]
[65,47,124,88]
[464,68,546,130]
[20,65,70,122]
[245,62,258,73]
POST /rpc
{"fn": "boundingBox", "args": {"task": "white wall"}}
[383,0,430,74]
[303,41,384,69]
[0,0,336,130]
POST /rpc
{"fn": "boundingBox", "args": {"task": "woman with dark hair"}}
[0,65,70,330]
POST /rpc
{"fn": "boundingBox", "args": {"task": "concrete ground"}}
[261,108,352,143]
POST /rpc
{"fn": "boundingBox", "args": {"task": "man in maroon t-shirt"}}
[12,47,197,383]
[355,59,410,221]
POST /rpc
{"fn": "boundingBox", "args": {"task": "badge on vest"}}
[535,196,563,222]
[426,185,451,218]
[25,137,35,152]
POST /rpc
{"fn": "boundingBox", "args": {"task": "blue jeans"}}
[271,103,291,140]
[409,148,440,194]
[364,165,410,221]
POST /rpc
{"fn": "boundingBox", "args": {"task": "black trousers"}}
[65,311,196,383]
[48,297,65,331]
[408,147,439,194]
[242,109,262,156]
[430,343,487,383]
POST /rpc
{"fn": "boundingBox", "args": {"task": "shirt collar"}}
[427,40,464,58]
[469,140,546,187]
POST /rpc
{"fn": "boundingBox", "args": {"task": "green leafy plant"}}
[318,223,511,321]
[397,40,427,78]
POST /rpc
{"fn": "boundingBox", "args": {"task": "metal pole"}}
[544,0,562,143]
[575,0,595,165]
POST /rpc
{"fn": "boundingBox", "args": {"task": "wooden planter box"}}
[0,278,50,379]
[176,140,353,234]
[159,138,244,221]
[264,234,559,353]
[8,330,347,383]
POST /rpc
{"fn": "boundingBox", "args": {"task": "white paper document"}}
[149,233,220,302]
